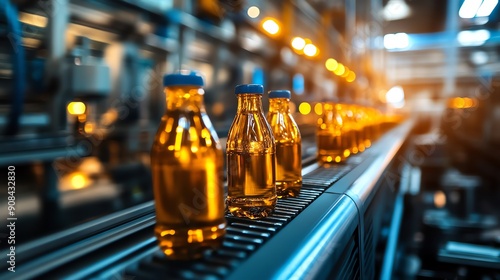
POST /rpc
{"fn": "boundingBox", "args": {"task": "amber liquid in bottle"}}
[340,129,353,158]
[339,105,357,154]
[317,103,344,164]
[151,86,226,260]
[267,96,302,198]
[361,109,372,149]
[226,92,277,219]
[335,104,351,159]
[352,106,366,152]
[371,109,382,140]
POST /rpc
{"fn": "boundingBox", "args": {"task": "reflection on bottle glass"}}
[226,84,277,219]
[267,90,302,198]
[151,72,226,260]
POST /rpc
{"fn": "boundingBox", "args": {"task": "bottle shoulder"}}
[227,112,275,153]
[267,112,301,142]
[152,111,222,157]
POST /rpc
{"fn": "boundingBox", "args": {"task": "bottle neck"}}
[237,94,264,113]
[165,86,205,112]
[268,98,290,113]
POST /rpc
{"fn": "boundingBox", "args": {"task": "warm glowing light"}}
[187,229,204,243]
[364,140,372,148]
[164,249,174,255]
[325,58,338,71]
[343,149,351,158]
[333,63,346,76]
[247,6,260,18]
[160,229,175,236]
[101,109,118,126]
[67,102,86,115]
[303,43,318,57]
[19,12,48,27]
[160,229,176,237]
[174,125,183,151]
[262,18,280,35]
[359,145,366,152]
[70,173,87,189]
[314,103,323,115]
[22,37,41,48]
[335,156,342,163]
[291,37,306,50]
[341,67,350,77]
[449,97,476,109]
[84,123,94,134]
[452,97,465,108]
[434,190,446,208]
[346,71,356,82]
[298,102,311,115]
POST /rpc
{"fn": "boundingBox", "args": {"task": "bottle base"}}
[154,221,226,260]
[226,196,277,219]
[276,180,302,198]
[364,139,372,148]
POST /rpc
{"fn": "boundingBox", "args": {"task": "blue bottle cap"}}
[235,84,264,94]
[268,90,291,99]
[163,71,204,87]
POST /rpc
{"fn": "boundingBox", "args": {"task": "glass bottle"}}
[267,90,302,198]
[366,107,381,143]
[151,72,226,260]
[342,104,359,155]
[360,107,372,149]
[335,103,352,159]
[352,105,366,153]
[371,108,382,140]
[317,102,344,164]
[226,84,277,219]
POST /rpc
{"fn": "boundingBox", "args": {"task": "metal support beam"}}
[443,0,460,96]
[44,0,69,132]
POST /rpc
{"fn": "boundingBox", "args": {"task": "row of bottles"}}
[226,85,302,219]
[317,103,383,165]
[151,72,302,260]
[150,71,394,260]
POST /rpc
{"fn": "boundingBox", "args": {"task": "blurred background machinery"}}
[0,0,500,279]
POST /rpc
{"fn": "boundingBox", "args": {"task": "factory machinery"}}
[1,0,500,279]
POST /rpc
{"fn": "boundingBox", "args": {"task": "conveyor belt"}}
[111,163,363,280]
[0,121,414,280]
